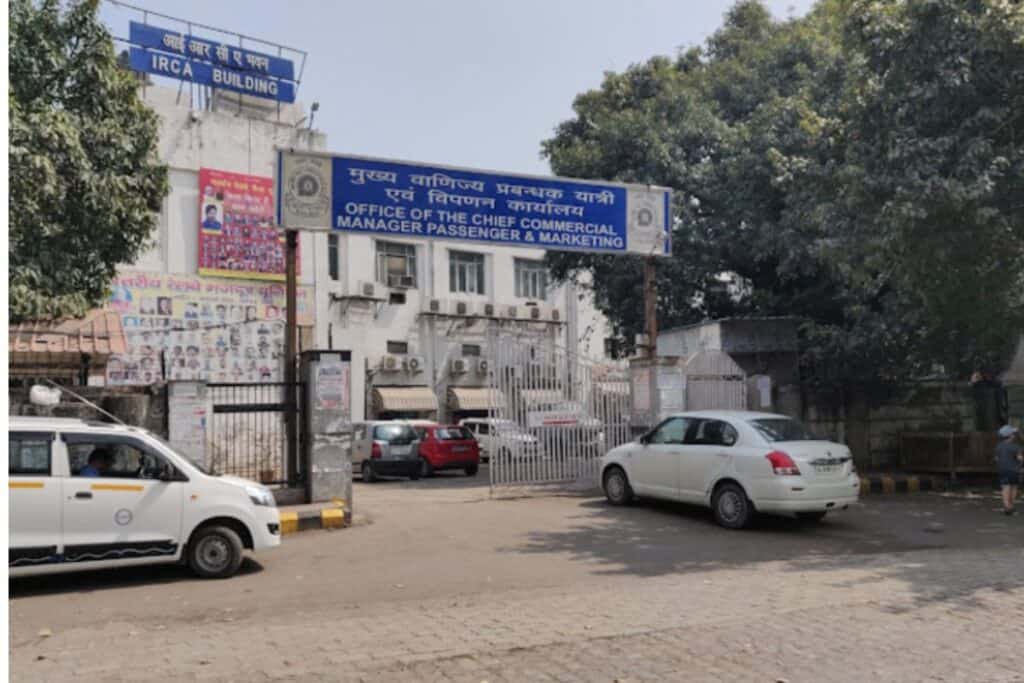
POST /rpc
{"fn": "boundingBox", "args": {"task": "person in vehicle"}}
[79,447,114,477]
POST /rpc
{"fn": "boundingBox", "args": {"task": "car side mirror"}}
[639,433,651,446]
[158,463,176,481]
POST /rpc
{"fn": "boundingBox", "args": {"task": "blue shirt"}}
[79,465,100,477]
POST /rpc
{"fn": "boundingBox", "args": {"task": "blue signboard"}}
[130,22,295,81]
[129,47,296,103]
[277,152,672,255]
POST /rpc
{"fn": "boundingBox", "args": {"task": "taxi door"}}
[9,431,62,569]
[60,433,186,566]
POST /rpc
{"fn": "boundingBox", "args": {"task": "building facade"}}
[113,84,621,422]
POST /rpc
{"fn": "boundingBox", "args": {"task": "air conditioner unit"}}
[529,305,542,320]
[380,355,402,372]
[475,358,489,375]
[404,355,425,374]
[503,305,518,319]
[482,302,496,318]
[454,300,469,316]
[449,358,468,375]
[549,307,561,322]
[388,274,416,289]
[422,298,447,315]
[356,280,383,300]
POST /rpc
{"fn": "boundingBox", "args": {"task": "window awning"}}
[519,389,565,407]
[372,386,439,413]
[447,387,506,412]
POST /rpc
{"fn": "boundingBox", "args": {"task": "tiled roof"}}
[10,310,127,365]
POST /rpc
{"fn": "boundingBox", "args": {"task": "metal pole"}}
[643,256,657,358]
[285,229,299,488]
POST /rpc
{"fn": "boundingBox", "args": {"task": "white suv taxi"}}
[9,417,281,579]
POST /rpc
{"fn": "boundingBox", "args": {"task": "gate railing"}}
[487,331,632,488]
[208,382,302,486]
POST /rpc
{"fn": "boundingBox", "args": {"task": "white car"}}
[9,417,281,579]
[600,411,860,529]
[459,418,541,462]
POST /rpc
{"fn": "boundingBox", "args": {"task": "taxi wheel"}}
[188,526,244,579]
[465,464,479,476]
[361,461,377,483]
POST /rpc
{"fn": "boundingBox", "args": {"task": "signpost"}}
[127,21,297,103]
[275,150,673,256]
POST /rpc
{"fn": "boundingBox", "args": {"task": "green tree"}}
[543,0,1024,386]
[9,0,167,322]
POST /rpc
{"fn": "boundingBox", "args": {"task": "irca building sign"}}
[277,151,673,257]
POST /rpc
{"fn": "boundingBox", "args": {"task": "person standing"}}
[995,425,1022,515]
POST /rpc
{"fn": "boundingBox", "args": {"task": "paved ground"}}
[10,468,1024,682]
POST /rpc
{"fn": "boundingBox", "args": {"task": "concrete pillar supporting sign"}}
[301,350,354,516]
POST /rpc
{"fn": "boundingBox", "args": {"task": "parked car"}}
[459,418,541,462]
[599,411,860,529]
[352,421,421,483]
[9,416,281,579]
[407,421,480,477]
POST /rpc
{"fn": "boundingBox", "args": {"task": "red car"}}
[411,423,480,478]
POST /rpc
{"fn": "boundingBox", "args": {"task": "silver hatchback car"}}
[352,421,421,483]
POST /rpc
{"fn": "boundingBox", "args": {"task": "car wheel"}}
[361,461,377,483]
[603,466,632,506]
[465,464,479,476]
[419,457,434,478]
[712,482,753,529]
[188,526,244,579]
[408,465,421,481]
[797,511,827,523]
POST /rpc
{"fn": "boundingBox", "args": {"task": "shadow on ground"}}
[500,493,1024,606]
[10,557,265,598]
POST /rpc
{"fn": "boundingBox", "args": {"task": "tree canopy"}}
[542,0,1024,387]
[9,0,168,322]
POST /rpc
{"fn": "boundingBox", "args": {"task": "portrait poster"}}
[198,168,298,280]
[105,270,312,386]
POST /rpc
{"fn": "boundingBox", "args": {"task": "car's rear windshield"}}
[437,427,472,441]
[749,418,817,442]
[374,424,416,443]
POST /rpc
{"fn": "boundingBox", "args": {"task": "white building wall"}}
[134,85,325,285]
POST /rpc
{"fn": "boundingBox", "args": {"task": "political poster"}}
[104,271,313,386]
[198,168,297,281]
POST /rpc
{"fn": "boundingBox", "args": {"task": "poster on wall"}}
[198,168,298,281]
[104,271,313,386]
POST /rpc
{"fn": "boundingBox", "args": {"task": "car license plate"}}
[815,464,840,473]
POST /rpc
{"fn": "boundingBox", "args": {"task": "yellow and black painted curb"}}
[278,500,348,535]
[858,475,945,496]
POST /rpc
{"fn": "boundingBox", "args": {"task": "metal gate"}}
[207,382,302,486]
[487,331,632,487]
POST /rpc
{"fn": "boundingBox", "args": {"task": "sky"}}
[102,0,813,177]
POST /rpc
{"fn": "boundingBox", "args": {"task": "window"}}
[474,422,490,435]
[328,234,340,281]
[389,291,407,305]
[750,418,815,442]
[687,419,739,447]
[376,241,417,288]
[386,340,409,354]
[462,344,481,357]
[438,427,473,441]
[648,417,689,445]
[604,338,625,360]
[373,424,416,444]
[9,433,52,475]
[63,435,173,480]
[449,251,485,294]
[515,259,548,300]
